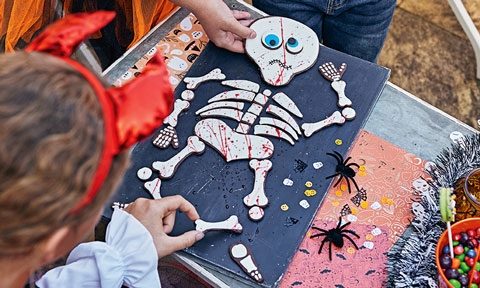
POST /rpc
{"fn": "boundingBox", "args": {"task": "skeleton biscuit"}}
[245,16,320,86]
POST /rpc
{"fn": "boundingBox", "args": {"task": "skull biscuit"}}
[245,16,319,86]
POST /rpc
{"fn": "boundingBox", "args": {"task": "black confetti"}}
[320,269,331,274]
[365,270,376,276]
[294,159,307,173]
[340,204,352,216]
[299,249,310,255]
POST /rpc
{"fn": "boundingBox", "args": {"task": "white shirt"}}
[36,208,161,288]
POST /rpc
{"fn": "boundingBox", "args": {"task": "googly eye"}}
[286,37,303,54]
[262,33,282,49]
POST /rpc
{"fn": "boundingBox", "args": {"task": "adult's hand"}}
[124,196,204,258]
[171,0,256,53]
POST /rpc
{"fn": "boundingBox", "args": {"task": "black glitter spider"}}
[325,151,360,194]
[310,217,360,260]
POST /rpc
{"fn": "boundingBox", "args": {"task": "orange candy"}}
[451,258,461,269]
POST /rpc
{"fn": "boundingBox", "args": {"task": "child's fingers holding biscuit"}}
[157,230,204,257]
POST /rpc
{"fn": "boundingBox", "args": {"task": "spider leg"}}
[343,234,359,250]
[339,221,351,230]
[329,238,333,261]
[342,230,360,238]
[326,173,340,180]
[347,163,360,168]
[318,236,329,254]
[310,232,327,239]
[326,152,342,164]
[351,177,361,193]
[344,156,352,164]
[333,175,344,187]
[312,227,328,233]
[333,151,344,163]
[347,178,352,194]
[335,216,344,230]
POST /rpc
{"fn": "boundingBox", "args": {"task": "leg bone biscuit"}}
[248,206,264,221]
[195,215,243,233]
[302,111,345,137]
[331,80,352,108]
[163,99,190,127]
[184,68,226,90]
[243,159,272,207]
[144,178,162,199]
[152,136,205,179]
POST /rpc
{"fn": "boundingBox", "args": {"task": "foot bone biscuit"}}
[152,126,179,149]
[229,242,264,283]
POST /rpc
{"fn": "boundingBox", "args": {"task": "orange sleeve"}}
[128,0,177,49]
[1,0,54,52]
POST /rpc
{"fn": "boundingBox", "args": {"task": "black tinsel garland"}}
[387,133,480,287]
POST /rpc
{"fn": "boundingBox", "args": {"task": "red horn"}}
[107,53,174,150]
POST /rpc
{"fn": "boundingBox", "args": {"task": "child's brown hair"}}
[0,51,129,256]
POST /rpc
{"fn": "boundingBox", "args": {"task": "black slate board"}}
[103,43,390,287]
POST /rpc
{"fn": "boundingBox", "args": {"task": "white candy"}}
[370,201,382,211]
[371,227,382,236]
[283,178,293,186]
[299,200,310,209]
[313,162,323,169]
[363,241,374,249]
[346,214,357,222]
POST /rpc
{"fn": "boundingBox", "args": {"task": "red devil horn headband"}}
[26,12,174,214]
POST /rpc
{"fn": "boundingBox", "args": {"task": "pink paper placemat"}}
[280,130,429,287]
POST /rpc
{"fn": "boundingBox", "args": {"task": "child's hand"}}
[124,196,204,258]
[172,0,256,53]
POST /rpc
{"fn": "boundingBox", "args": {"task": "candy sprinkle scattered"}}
[366,234,374,241]
[351,208,358,215]
[360,201,369,209]
[307,231,311,237]
[281,204,289,211]
[359,165,366,171]
[305,189,317,197]
[381,197,389,204]
[347,247,356,254]
[335,139,343,145]
[358,171,366,177]
[387,199,394,205]
[305,181,313,188]
[335,190,343,197]
[340,184,348,191]
[332,200,340,206]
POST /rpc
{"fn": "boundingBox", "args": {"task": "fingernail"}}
[196,232,204,241]
[249,31,256,39]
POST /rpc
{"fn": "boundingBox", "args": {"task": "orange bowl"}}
[436,218,480,288]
